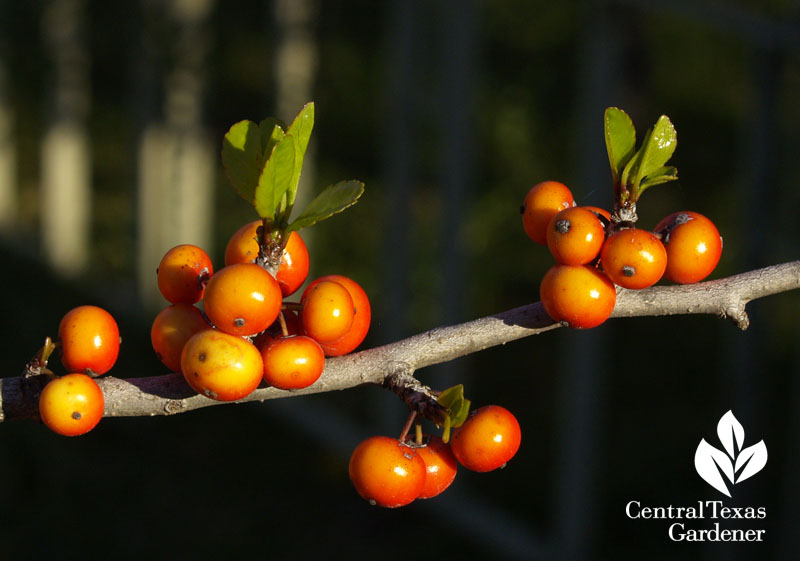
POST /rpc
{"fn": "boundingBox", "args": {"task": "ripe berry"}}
[203,263,282,337]
[655,211,722,284]
[546,206,606,265]
[300,280,355,344]
[521,181,574,245]
[150,304,210,372]
[539,264,616,329]
[348,436,427,508]
[181,329,264,401]
[450,405,521,472]
[224,220,261,266]
[58,305,120,375]
[276,231,310,297]
[260,335,325,390]
[415,435,458,499]
[157,244,213,304]
[600,228,667,289]
[39,373,104,436]
[305,275,371,356]
[225,221,310,297]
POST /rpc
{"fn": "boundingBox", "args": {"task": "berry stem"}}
[278,312,290,338]
[398,410,417,442]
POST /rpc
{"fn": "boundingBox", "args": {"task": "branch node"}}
[382,363,447,425]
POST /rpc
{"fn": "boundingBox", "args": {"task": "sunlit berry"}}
[58,305,120,375]
[203,263,282,337]
[39,373,104,436]
[157,244,213,304]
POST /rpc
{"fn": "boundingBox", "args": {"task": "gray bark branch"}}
[2,261,798,423]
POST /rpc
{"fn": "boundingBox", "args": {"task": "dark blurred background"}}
[0,0,798,559]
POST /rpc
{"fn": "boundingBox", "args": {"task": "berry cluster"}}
[151,226,371,400]
[36,305,121,436]
[348,405,521,508]
[522,109,723,329]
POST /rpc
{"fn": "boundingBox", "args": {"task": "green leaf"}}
[437,384,465,409]
[450,397,471,428]
[222,120,263,203]
[639,165,678,192]
[604,107,636,184]
[259,118,286,157]
[253,134,296,220]
[630,115,677,191]
[287,180,365,232]
[286,102,315,207]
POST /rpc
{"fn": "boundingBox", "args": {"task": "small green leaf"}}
[222,120,263,203]
[437,384,465,409]
[639,165,678,192]
[254,134,296,220]
[450,398,471,428]
[604,107,636,184]
[259,118,286,157]
[287,180,365,232]
[631,115,677,191]
[286,102,315,207]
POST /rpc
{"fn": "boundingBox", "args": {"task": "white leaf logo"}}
[695,410,767,497]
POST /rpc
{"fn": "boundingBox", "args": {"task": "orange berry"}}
[450,405,521,472]
[300,280,355,344]
[180,329,263,401]
[260,335,325,390]
[539,264,616,329]
[59,305,120,375]
[600,228,667,289]
[521,181,574,245]
[655,211,722,284]
[224,220,261,266]
[416,435,458,499]
[150,304,210,372]
[157,244,213,304]
[305,275,371,356]
[39,373,104,436]
[203,263,282,337]
[546,206,606,265]
[276,231,310,297]
[348,436,426,508]
[225,221,310,298]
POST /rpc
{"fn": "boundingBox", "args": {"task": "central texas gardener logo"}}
[694,410,768,497]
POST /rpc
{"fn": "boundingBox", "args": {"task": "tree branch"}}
[2,261,798,423]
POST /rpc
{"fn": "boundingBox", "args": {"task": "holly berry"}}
[225,221,310,297]
[202,263,282,337]
[300,279,355,344]
[58,305,120,375]
[539,264,616,328]
[276,231,310,297]
[655,211,722,284]
[415,435,458,499]
[260,335,325,390]
[521,181,574,245]
[348,436,427,508]
[546,206,606,265]
[224,220,261,266]
[600,228,667,289]
[450,405,521,472]
[305,275,371,356]
[38,373,104,436]
[157,244,213,304]
[180,329,264,401]
[150,304,210,372]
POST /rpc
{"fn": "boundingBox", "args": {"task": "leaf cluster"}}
[221,102,364,245]
[604,107,678,206]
